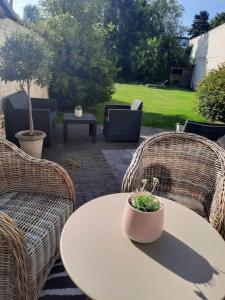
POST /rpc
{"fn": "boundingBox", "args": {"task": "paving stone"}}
[44,124,165,208]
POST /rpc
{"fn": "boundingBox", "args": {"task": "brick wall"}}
[0,18,48,138]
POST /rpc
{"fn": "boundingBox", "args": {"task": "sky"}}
[13,0,225,26]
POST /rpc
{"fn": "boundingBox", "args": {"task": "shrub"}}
[197,63,225,122]
[38,1,116,111]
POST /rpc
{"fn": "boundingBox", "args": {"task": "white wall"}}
[190,23,225,89]
[0,18,49,137]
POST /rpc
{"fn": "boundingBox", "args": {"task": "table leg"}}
[63,122,68,143]
[92,123,96,143]
[89,123,93,136]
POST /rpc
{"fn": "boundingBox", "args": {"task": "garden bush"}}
[38,0,116,111]
[197,63,225,122]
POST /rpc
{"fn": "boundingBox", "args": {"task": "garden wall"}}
[0,18,48,138]
[190,23,225,89]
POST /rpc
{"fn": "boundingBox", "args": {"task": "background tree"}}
[23,4,40,24]
[104,0,186,83]
[0,31,52,135]
[104,0,147,82]
[38,0,116,110]
[210,12,225,29]
[188,11,210,39]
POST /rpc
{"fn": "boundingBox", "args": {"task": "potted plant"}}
[74,105,83,117]
[122,178,164,243]
[0,31,52,158]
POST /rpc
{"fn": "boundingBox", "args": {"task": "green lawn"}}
[94,83,207,129]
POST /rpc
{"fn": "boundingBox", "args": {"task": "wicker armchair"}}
[122,132,225,239]
[0,138,75,300]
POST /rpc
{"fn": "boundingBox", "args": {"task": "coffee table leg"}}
[63,122,68,143]
[92,123,96,143]
[89,124,93,136]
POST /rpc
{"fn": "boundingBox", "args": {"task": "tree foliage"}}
[188,11,210,39]
[210,12,225,29]
[104,0,188,83]
[197,63,225,122]
[23,4,40,24]
[38,0,116,110]
[130,35,191,83]
[0,31,52,133]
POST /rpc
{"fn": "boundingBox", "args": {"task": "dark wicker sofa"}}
[3,91,57,147]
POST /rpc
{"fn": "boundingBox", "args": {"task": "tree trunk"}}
[27,80,34,135]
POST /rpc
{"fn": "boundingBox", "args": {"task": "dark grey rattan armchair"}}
[3,91,57,147]
[103,100,143,142]
[183,120,225,141]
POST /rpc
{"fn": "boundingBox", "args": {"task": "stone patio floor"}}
[44,124,164,208]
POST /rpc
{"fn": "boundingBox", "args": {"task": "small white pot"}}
[74,108,82,118]
[15,130,46,159]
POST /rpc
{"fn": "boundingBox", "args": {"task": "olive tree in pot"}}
[0,31,52,158]
[122,178,164,243]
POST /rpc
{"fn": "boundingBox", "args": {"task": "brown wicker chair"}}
[122,132,225,239]
[0,138,75,300]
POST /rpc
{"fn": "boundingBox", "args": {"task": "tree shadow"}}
[133,231,219,284]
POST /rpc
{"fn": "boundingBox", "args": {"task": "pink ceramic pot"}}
[122,197,164,243]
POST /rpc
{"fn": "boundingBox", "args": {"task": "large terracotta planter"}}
[15,130,46,159]
[122,197,164,243]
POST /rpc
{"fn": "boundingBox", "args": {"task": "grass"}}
[94,83,207,129]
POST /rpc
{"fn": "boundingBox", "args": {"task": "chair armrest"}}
[10,108,51,117]
[209,176,225,239]
[217,134,225,149]
[32,108,51,119]
[0,139,75,206]
[0,212,31,299]
[32,98,57,112]
[104,104,130,117]
[108,109,142,123]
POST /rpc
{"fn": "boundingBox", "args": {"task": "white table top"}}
[60,193,225,300]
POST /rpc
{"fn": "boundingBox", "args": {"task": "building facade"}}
[0,0,48,137]
[190,23,225,89]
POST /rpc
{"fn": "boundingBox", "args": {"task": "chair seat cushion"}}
[166,193,207,218]
[0,192,73,290]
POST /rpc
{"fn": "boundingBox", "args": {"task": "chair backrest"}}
[5,91,29,110]
[183,120,225,141]
[122,132,225,238]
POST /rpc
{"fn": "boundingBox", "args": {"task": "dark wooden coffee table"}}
[63,113,97,143]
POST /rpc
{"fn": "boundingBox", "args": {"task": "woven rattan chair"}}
[122,132,225,239]
[0,138,75,300]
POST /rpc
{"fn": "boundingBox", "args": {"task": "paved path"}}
[44,124,164,208]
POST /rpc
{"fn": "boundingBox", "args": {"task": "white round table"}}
[60,193,225,300]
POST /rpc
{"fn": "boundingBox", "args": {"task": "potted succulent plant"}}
[74,105,83,117]
[0,31,52,158]
[122,178,164,243]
